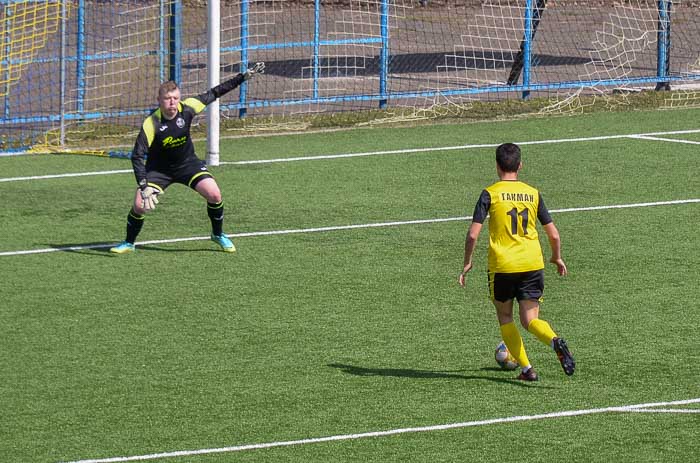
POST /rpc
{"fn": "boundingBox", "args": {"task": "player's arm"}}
[461,222,482,272]
[538,193,567,276]
[130,129,149,185]
[192,62,265,108]
[129,119,162,211]
[542,222,567,276]
[459,189,490,286]
[194,74,245,107]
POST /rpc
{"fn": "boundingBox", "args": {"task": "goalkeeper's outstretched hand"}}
[243,62,265,81]
[140,186,161,212]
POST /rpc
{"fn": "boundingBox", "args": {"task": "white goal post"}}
[206,0,221,166]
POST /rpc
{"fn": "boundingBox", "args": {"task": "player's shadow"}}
[47,243,115,257]
[44,243,217,255]
[328,363,550,387]
[137,244,216,253]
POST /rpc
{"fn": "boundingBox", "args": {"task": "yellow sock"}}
[527,318,558,346]
[500,321,530,368]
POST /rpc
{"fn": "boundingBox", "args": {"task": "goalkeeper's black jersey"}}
[130,73,245,185]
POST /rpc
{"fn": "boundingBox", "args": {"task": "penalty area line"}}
[1,198,699,257]
[60,398,700,463]
[628,134,700,145]
[620,408,700,414]
[0,169,132,183]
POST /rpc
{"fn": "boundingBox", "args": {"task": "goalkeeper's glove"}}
[243,62,265,81]
[139,183,161,212]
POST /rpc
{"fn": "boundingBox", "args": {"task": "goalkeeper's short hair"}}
[158,80,179,98]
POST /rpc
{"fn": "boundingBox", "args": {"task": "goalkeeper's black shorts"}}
[145,159,214,191]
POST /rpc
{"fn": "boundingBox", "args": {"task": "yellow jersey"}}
[471,180,553,273]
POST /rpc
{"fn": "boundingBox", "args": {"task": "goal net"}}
[1,0,699,156]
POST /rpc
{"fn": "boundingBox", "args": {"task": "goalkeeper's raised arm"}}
[195,62,266,107]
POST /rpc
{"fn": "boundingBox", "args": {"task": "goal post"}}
[655,0,672,91]
[506,0,547,95]
[206,0,220,167]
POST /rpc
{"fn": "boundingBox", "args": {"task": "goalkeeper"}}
[110,62,265,254]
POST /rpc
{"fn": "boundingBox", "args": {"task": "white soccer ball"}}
[495,341,519,370]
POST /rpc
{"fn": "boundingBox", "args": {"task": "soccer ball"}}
[494,341,519,370]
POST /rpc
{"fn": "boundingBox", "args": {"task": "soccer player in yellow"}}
[459,143,575,381]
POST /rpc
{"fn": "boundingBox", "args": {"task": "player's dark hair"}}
[496,143,521,172]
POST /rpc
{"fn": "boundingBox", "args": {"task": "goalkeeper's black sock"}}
[207,201,225,236]
[125,208,145,243]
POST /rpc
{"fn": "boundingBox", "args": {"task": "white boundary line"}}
[60,398,700,463]
[0,169,132,183]
[2,129,700,183]
[621,408,700,414]
[2,199,699,257]
[628,134,700,145]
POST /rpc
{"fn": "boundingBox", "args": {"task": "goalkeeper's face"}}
[158,88,181,120]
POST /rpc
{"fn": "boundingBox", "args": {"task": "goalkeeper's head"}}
[157,80,181,120]
[158,80,179,98]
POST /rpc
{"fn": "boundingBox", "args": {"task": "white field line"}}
[60,398,700,463]
[2,129,700,183]
[0,169,132,183]
[620,408,700,414]
[628,134,700,145]
[2,199,699,257]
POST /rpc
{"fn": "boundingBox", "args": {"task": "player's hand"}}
[458,263,473,287]
[243,62,265,81]
[140,186,161,212]
[550,257,568,276]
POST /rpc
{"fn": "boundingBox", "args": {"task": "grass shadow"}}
[328,363,552,388]
[43,242,225,255]
[137,244,219,253]
[45,242,115,256]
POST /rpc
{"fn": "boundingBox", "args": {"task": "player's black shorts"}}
[488,269,544,302]
[145,159,213,191]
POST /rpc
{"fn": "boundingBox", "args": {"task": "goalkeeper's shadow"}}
[46,243,221,255]
[137,244,220,253]
[47,242,118,257]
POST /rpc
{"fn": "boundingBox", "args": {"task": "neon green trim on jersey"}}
[142,111,160,147]
[183,97,206,114]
